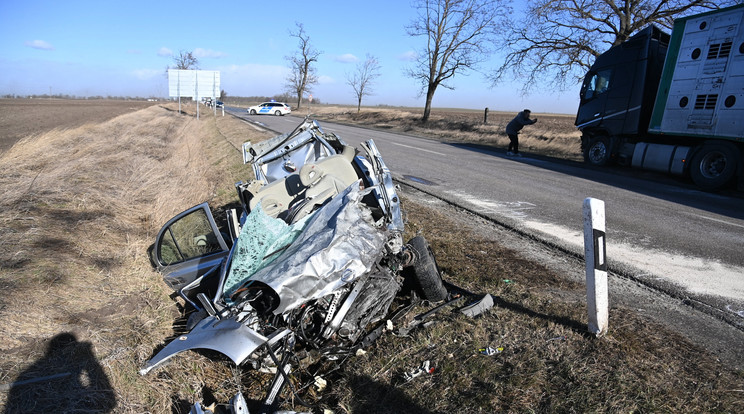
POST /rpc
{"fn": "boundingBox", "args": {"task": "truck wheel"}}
[690,143,738,190]
[584,136,611,166]
[406,236,448,302]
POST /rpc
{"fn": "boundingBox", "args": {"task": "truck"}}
[575,4,744,191]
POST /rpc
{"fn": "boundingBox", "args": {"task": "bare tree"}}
[491,0,731,92]
[406,0,506,122]
[285,23,322,109]
[346,54,382,112]
[173,50,199,70]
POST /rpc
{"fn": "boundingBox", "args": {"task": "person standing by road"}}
[505,109,537,157]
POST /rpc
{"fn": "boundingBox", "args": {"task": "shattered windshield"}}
[222,203,312,303]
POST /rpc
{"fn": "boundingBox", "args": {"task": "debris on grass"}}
[403,360,435,382]
[478,346,504,356]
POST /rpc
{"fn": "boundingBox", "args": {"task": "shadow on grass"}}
[3,332,116,413]
[492,295,590,336]
[159,104,191,116]
[343,374,431,414]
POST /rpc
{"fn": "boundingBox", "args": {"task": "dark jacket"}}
[506,111,537,135]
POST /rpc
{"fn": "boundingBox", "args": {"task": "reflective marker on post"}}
[583,197,608,336]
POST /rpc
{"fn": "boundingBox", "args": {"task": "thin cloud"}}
[335,53,358,63]
[132,68,162,80]
[157,47,173,57]
[194,48,227,59]
[318,75,335,84]
[217,63,290,96]
[25,40,54,51]
[398,50,417,61]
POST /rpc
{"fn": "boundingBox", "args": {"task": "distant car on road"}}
[247,102,291,116]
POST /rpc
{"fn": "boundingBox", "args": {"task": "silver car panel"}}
[140,314,290,375]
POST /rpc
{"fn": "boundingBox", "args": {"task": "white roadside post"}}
[583,197,608,336]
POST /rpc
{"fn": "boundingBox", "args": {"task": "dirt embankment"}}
[0,100,742,413]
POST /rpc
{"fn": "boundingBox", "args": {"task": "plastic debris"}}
[355,348,367,356]
[404,360,435,381]
[547,335,567,342]
[314,376,327,392]
[460,294,494,317]
[478,346,504,356]
[502,279,512,284]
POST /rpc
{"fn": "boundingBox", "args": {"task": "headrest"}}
[340,145,355,161]
[299,163,324,187]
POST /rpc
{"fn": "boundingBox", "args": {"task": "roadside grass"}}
[328,203,744,413]
[310,105,584,162]
[0,102,741,412]
[0,103,270,412]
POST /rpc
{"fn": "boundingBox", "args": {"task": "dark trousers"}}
[507,133,519,153]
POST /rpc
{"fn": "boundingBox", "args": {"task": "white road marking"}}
[440,185,744,301]
[240,119,266,131]
[390,142,446,156]
[683,212,744,229]
[521,219,744,302]
[445,190,536,218]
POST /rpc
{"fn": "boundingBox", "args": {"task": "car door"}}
[259,103,272,114]
[151,203,229,291]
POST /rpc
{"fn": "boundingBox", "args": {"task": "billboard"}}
[168,70,220,99]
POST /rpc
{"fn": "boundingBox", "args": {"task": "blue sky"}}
[0,0,582,113]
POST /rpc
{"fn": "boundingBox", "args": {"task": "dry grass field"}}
[293,105,584,162]
[0,99,157,153]
[0,100,742,413]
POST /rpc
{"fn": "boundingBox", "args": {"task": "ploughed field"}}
[0,99,741,413]
[0,98,157,153]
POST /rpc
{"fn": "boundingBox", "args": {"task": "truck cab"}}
[576,25,670,166]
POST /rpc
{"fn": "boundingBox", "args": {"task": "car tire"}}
[274,110,282,116]
[250,109,257,115]
[407,236,448,301]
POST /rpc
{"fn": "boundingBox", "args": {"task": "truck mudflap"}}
[139,315,290,375]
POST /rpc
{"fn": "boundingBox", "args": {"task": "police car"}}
[247,102,292,116]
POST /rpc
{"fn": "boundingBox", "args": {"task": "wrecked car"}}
[142,119,453,412]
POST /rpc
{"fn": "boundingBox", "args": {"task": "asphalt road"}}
[228,107,744,324]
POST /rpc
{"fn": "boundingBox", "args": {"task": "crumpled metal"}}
[222,203,312,302]
[247,184,388,314]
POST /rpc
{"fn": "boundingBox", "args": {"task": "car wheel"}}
[584,135,611,166]
[406,236,448,301]
[250,109,257,115]
[274,110,282,116]
[689,142,738,190]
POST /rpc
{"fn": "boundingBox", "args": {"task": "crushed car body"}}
[143,119,457,411]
